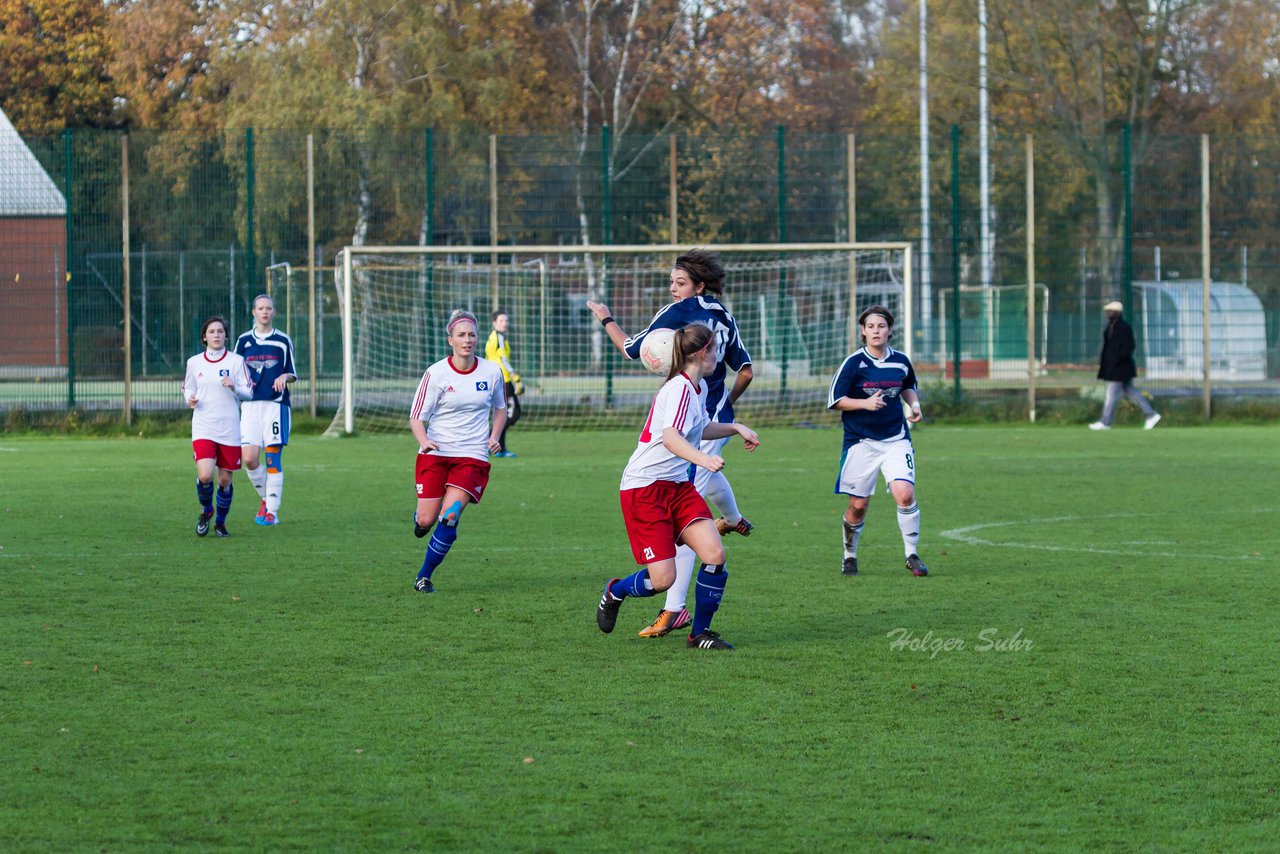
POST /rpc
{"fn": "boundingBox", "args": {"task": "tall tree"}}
[0,0,116,132]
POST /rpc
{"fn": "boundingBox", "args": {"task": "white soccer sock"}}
[897,503,920,557]
[842,518,864,558]
[266,471,283,515]
[246,464,267,500]
[701,471,742,523]
[664,545,697,612]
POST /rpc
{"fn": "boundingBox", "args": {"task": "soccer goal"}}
[326,242,913,434]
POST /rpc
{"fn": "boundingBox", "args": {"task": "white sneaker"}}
[1088,421,1110,431]
[1144,413,1162,430]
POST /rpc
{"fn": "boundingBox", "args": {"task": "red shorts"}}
[415,453,492,503]
[619,480,712,565]
[192,439,241,471]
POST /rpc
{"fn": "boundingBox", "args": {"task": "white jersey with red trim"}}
[409,355,506,462]
[620,372,709,490]
[183,349,254,444]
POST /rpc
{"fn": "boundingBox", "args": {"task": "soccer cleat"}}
[905,554,929,577]
[494,450,518,458]
[842,556,859,576]
[687,630,734,650]
[638,607,691,639]
[195,510,213,537]
[255,500,267,522]
[715,516,754,537]
[1088,421,1110,431]
[256,512,279,526]
[1144,413,1162,430]
[214,523,230,538]
[596,578,623,634]
[414,576,435,593]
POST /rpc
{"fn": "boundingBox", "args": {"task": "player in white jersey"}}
[588,250,755,639]
[595,323,760,651]
[408,309,507,593]
[182,316,254,538]
[235,294,297,527]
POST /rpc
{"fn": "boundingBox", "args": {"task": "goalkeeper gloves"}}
[512,375,524,396]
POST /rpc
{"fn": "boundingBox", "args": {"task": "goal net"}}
[326,243,913,434]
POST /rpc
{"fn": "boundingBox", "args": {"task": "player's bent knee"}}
[442,499,464,527]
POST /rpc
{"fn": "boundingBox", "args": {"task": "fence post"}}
[246,128,256,300]
[489,133,499,311]
[847,132,857,351]
[602,124,613,408]
[307,132,317,418]
[669,133,678,244]
[424,128,436,368]
[950,124,962,399]
[1201,133,1211,421]
[1122,123,1133,322]
[120,135,133,425]
[63,129,75,409]
[777,124,788,399]
[1026,134,1036,423]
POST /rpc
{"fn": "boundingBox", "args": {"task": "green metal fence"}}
[2,125,1277,421]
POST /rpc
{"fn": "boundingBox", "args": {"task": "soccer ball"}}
[638,327,676,376]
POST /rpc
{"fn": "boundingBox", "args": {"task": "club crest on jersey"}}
[475,381,489,391]
[250,358,279,373]
[219,369,230,377]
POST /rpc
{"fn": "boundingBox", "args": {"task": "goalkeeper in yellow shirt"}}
[485,310,523,457]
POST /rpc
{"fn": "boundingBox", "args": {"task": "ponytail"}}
[667,322,714,380]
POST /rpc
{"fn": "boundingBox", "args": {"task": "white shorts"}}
[240,400,290,448]
[835,437,915,498]
[692,435,730,494]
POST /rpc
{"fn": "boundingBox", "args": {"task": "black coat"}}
[1097,316,1137,382]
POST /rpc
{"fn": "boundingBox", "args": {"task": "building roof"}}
[0,107,67,217]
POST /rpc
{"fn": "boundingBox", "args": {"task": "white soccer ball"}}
[638,327,676,376]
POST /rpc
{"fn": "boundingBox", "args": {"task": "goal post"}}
[329,242,913,435]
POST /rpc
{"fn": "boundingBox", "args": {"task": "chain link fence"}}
[2,126,1277,422]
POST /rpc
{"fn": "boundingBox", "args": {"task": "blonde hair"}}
[667,323,715,380]
[446,309,479,335]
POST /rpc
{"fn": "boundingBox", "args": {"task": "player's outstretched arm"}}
[702,421,760,451]
[585,300,630,356]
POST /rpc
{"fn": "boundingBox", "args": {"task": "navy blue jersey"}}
[623,296,751,423]
[828,346,918,449]
[234,328,297,405]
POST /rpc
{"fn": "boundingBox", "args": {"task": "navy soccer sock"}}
[691,563,728,636]
[609,569,657,600]
[196,480,214,513]
[418,520,459,580]
[215,484,233,524]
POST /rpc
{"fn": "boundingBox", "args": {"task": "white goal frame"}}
[335,241,913,434]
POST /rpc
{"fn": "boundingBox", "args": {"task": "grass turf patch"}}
[1,425,1278,849]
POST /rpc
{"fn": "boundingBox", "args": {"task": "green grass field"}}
[3,425,1278,850]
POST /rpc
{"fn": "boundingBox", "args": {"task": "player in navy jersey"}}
[828,305,929,578]
[234,295,297,527]
[408,309,507,593]
[595,323,761,650]
[586,250,755,639]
